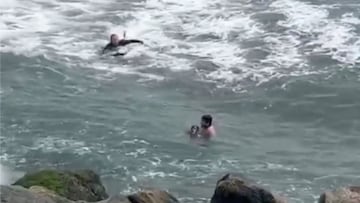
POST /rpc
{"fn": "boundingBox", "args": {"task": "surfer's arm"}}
[118,39,144,46]
[112,52,126,56]
[102,43,113,54]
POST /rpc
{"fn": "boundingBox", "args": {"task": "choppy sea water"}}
[1,0,360,202]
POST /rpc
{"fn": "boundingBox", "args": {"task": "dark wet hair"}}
[110,34,118,40]
[201,114,212,126]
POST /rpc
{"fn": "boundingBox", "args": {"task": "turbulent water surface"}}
[1,0,360,202]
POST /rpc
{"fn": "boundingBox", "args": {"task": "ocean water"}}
[1,0,360,202]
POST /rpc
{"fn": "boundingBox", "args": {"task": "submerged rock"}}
[12,169,108,202]
[97,195,131,203]
[127,190,179,203]
[318,186,360,203]
[210,173,286,203]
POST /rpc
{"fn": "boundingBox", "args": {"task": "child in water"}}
[187,115,216,140]
[189,125,200,138]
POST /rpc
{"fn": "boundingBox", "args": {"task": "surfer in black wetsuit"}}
[102,32,144,56]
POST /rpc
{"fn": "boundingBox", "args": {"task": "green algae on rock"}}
[13,169,108,202]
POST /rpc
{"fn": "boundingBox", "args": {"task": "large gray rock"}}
[210,173,285,203]
[1,185,179,203]
[13,169,108,202]
[1,185,131,203]
[0,185,73,203]
[318,186,360,203]
[96,189,179,203]
[7,168,179,203]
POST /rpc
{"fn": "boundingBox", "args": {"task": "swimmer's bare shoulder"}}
[200,125,216,139]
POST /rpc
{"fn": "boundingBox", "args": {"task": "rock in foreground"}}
[210,173,286,203]
[1,185,179,203]
[13,169,108,202]
[127,190,179,203]
[319,186,360,203]
[0,185,73,203]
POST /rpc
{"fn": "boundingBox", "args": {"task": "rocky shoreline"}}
[1,169,359,203]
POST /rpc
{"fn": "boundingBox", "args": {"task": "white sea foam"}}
[120,139,150,145]
[1,0,359,89]
[141,170,180,178]
[0,164,24,185]
[0,164,12,185]
[32,136,91,155]
[271,0,360,65]
[341,13,360,25]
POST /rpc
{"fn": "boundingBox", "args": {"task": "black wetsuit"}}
[102,39,144,55]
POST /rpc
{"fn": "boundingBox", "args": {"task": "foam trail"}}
[1,0,359,89]
[0,164,24,185]
[271,0,360,65]
[120,0,265,87]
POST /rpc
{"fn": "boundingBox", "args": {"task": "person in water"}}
[102,31,144,55]
[188,114,216,139]
[189,125,200,138]
[199,114,216,139]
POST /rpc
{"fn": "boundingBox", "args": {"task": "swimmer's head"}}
[201,114,212,128]
[110,34,119,45]
[190,125,200,135]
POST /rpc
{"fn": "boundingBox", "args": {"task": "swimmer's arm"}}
[102,43,112,54]
[112,52,126,56]
[118,39,144,46]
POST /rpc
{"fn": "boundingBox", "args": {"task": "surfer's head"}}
[201,114,212,129]
[110,34,119,45]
